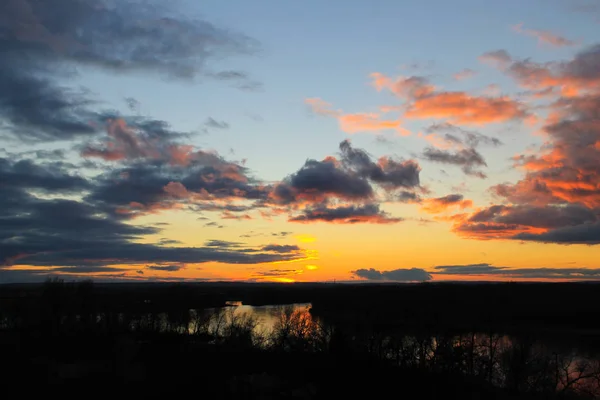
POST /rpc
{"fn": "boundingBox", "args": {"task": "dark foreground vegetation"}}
[1,280,599,398]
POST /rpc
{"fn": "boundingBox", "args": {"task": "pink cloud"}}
[305,97,409,135]
[453,69,476,81]
[512,23,576,48]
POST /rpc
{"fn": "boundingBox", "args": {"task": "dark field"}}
[1,281,599,398]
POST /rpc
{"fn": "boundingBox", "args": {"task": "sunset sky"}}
[1,0,600,283]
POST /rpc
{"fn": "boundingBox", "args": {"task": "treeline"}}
[1,279,599,398]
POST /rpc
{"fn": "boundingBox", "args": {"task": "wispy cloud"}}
[370,73,531,126]
[512,23,576,47]
[353,268,432,282]
[453,69,477,81]
[305,98,409,135]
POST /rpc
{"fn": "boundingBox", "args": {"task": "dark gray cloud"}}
[433,194,465,204]
[423,147,487,178]
[125,97,140,113]
[158,238,182,246]
[211,70,249,80]
[86,154,266,219]
[396,191,422,203]
[204,240,243,248]
[271,158,374,205]
[425,123,502,148]
[261,244,301,253]
[433,263,508,275]
[0,157,304,271]
[147,265,185,272]
[252,268,303,278]
[290,204,403,224]
[0,157,90,193]
[204,118,230,130]
[268,141,419,225]
[454,204,599,242]
[204,222,224,228]
[339,140,421,189]
[0,0,258,142]
[353,268,432,282]
[433,263,600,280]
[273,231,292,237]
[80,116,191,162]
[53,266,130,274]
[240,231,293,238]
[6,241,306,268]
[514,222,600,244]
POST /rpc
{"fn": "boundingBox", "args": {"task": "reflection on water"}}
[210,302,312,333]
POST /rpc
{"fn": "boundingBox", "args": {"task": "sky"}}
[1,0,600,284]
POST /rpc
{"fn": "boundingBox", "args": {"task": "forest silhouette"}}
[1,279,599,398]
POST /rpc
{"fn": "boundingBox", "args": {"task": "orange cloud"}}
[338,112,408,135]
[512,23,576,47]
[305,97,340,117]
[421,194,473,214]
[370,72,530,126]
[370,73,435,99]
[305,97,409,135]
[220,211,253,220]
[405,92,531,125]
[483,46,600,98]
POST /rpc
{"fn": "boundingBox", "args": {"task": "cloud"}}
[339,140,421,190]
[452,204,598,241]
[290,204,403,224]
[418,124,500,178]
[268,140,420,224]
[86,144,265,219]
[147,265,185,272]
[305,97,408,135]
[370,72,530,126]
[81,118,192,163]
[261,244,302,253]
[396,191,422,203]
[453,69,477,81]
[204,222,224,228]
[433,263,600,280]
[305,97,340,117]
[252,268,304,278]
[205,118,230,130]
[370,73,435,98]
[421,194,473,214]
[447,56,600,244]
[6,242,307,268]
[423,147,487,178]
[204,240,243,248]
[338,113,405,134]
[405,92,530,125]
[0,0,258,142]
[211,70,249,80]
[423,123,502,149]
[0,157,90,193]
[0,155,307,270]
[514,223,600,244]
[270,157,374,205]
[273,231,293,237]
[486,45,600,97]
[353,268,432,282]
[479,50,513,67]
[512,23,576,47]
